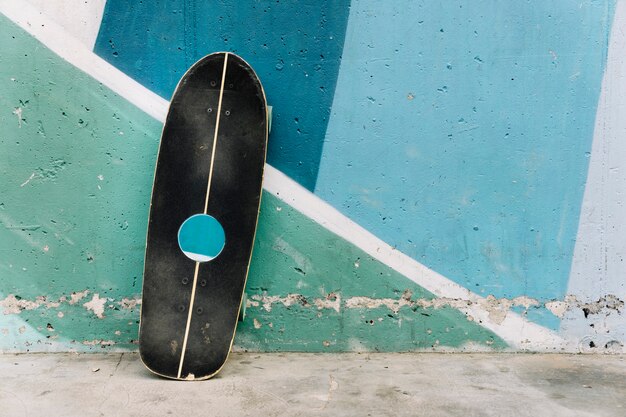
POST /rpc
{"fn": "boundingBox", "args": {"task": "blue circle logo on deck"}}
[177,214,225,262]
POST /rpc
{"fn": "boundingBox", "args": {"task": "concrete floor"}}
[0,353,624,417]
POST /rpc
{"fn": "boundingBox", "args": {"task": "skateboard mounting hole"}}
[178,305,185,312]
[196,307,203,314]
[229,83,234,88]
[200,279,207,287]
[210,80,216,87]
[181,277,189,285]
[225,110,231,116]
[207,108,213,113]
[178,214,225,262]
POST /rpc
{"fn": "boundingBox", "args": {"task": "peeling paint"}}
[118,297,141,310]
[345,290,414,313]
[314,293,341,313]
[579,295,624,317]
[249,294,305,312]
[69,290,89,305]
[244,291,624,330]
[1,295,40,314]
[83,294,107,318]
[343,293,542,326]
[0,291,141,322]
[82,339,115,346]
[545,300,569,318]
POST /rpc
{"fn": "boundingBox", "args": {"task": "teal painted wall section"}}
[0,13,160,350]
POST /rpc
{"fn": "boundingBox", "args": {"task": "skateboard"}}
[139,52,268,380]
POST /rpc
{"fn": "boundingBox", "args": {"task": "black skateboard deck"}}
[139,52,268,380]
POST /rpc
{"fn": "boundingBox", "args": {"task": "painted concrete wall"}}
[0,0,623,353]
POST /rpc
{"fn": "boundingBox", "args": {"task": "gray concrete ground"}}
[0,353,624,417]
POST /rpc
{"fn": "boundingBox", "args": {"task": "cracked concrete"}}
[0,353,624,417]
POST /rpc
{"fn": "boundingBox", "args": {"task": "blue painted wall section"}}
[94,0,351,191]
[315,0,615,329]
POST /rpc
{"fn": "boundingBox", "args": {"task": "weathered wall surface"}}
[0,0,623,353]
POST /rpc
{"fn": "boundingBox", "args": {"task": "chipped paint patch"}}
[1,295,40,314]
[0,295,60,315]
[82,339,115,346]
[118,297,141,310]
[345,290,414,313]
[313,293,341,313]
[69,290,89,305]
[247,293,341,313]
[243,292,624,329]
[579,295,624,317]
[249,294,305,312]
[480,296,540,325]
[0,291,141,321]
[246,291,542,325]
[83,294,107,318]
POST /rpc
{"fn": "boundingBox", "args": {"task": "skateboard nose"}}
[177,214,226,262]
